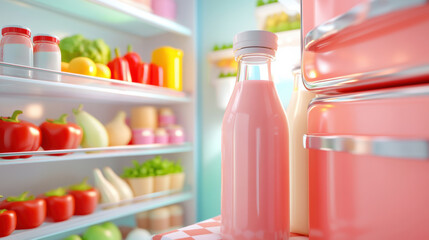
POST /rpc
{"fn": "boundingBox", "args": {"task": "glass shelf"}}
[0,62,191,104]
[4,190,193,240]
[0,143,193,165]
[22,0,192,37]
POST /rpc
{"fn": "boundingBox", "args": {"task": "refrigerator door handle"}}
[304,134,429,160]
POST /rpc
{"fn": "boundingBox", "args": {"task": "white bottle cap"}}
[233,30,278,58]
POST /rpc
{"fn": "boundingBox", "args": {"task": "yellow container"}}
[152,46,183,91]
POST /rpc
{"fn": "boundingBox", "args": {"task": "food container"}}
[170,172,185,191]
[33,34,61,81]
[0,25,32,78]
[154,128,168,144]
[131,106,158,129]
[158,107,175,127]
[152,46,183,91]
[152,0,176,20]
[149,63,163,87]
[154,175,171,192]
[136,211,150,229]
[168,204,183,228]
[212,76,236,109]
[305,83,429,240]
[302,1,429,94]
[125,177,154,196]
[167,125,185,144]
[132,128,155,144]
[149,207,170,233]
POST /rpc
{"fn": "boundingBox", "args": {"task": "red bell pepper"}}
[0,192,46,229]
[0,195,17,238]
[68,178,99,215]
[149,63,164,87]
[124,44,141,83]
[107,48,132,82]
[137,62,150,84]
[40,114,83,156]
[39,188,74,222]
[0,110,41,159]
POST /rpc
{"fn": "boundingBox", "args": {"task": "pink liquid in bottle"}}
[221,31,289,240]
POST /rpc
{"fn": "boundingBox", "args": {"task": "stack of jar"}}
[0,25,61,80]
[130,106,185,145]
[135,204,184,234]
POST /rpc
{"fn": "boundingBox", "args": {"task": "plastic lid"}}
[33,34,60,44]
[2,25,31,37]
[233,30,278,58]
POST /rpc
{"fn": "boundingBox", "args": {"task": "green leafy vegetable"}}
[69,178,92,191]
[6,191,35,202]
[0,209,7,214]
[59,34,111,64]
[122,156,184,178]
[256,0,265,6]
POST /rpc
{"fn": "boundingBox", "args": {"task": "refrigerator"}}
[0,0,197,239]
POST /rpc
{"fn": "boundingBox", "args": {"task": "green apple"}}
[63,235,82,240]
[101,222,122,240]
[83,225,115,240]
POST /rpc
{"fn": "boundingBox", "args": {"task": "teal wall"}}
[196,0,257,221]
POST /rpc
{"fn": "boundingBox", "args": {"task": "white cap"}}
[233,30,278,58]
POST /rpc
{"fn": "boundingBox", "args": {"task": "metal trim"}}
[304,135,429,160]
[309,83,429,107]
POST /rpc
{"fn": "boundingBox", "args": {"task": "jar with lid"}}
[0,25,33,78]
[33,34,61,81]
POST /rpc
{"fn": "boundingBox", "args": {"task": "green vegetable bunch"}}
[219,72,237,78]
[212,43,233,51]
[257,0,278,7]
[59,34,111,64]
[122,156,183,178]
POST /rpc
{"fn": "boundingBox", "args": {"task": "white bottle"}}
[0,25,33,78]
[287,66,316,235]
[33,34,61,81]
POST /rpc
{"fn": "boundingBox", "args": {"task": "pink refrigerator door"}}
[302,0,429,94]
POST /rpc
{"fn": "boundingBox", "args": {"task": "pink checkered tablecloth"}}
[153,216,308,240]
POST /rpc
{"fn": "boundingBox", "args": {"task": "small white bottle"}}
[33,34,61,81]
[287,66,316,235]
[0,25,33,78]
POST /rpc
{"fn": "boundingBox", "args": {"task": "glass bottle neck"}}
[237,54,273,82]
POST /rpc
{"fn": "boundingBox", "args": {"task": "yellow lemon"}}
[61,62,69,72]
[95,63,111,79]
[68,57,97,76]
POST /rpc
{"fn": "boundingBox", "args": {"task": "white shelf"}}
[207,49,234,62]
[0,143,192,165]
[23,0,192,37]
[4,191,193,240]
[0,62,190,104]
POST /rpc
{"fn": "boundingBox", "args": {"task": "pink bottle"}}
[221,30,289,240]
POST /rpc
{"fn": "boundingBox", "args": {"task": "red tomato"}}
[0,210,16,237]
[0,199,46,229]
[68,188,99,215]
[39,194,75,222]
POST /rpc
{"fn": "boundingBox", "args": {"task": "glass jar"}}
[33,34,61,81]
[0,25,33,78]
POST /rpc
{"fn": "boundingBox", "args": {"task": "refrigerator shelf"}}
[0,143,193,165]
[22,0,192,37]
[0,62,191,104]
[3,190,193,240]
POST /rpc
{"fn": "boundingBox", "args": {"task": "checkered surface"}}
[153,216,308,240]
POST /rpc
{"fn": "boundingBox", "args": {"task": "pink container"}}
[155,128,169,144]
[167,125,184,144]
[152,0,176,20]
[132,128,154,144]
[305,83,429,240]
[302,1,429,94]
